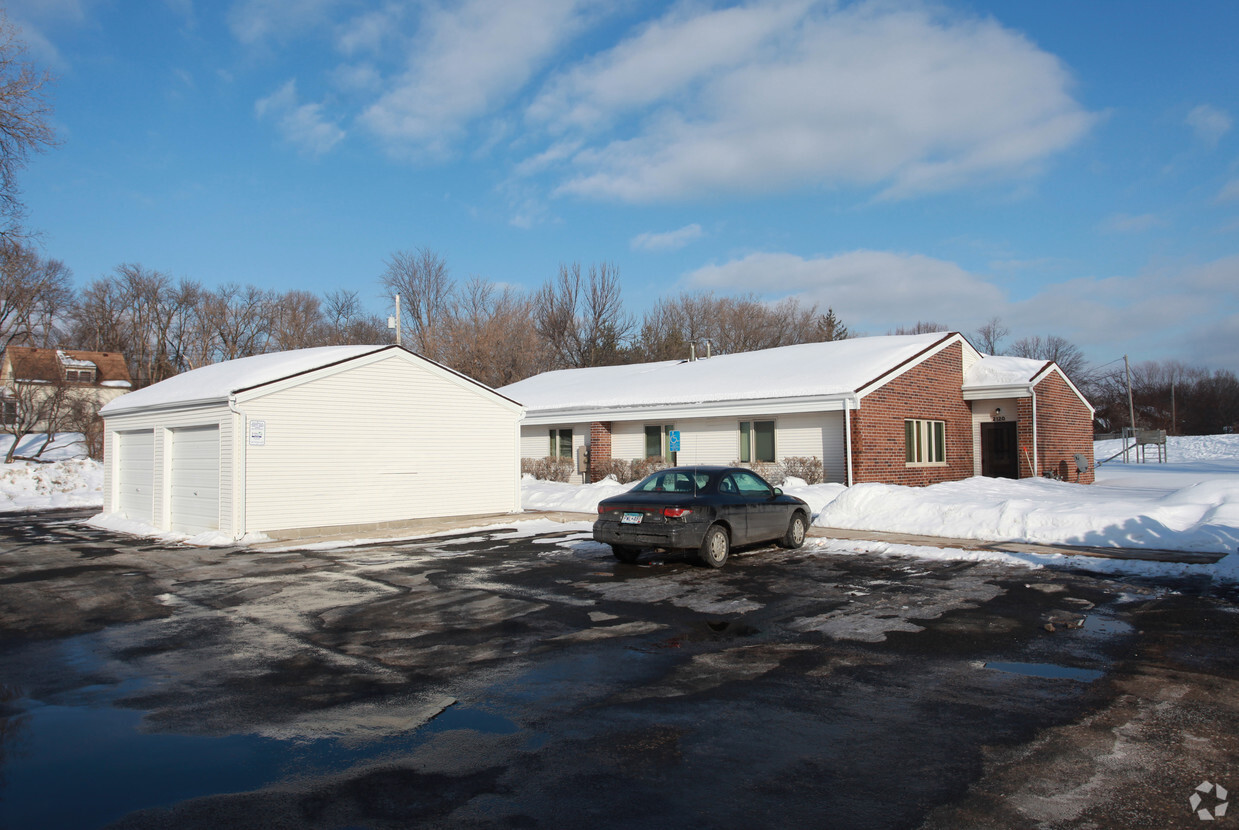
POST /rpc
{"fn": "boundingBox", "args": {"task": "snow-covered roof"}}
[101,345,386,415]
[500,333,954,414]
[963,355,1051,389]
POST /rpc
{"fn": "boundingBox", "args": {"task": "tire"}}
[780,512,807,549]
[698,524,730,568]
[611,544,640,564]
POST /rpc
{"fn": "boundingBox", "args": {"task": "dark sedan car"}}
[593,466,810,567]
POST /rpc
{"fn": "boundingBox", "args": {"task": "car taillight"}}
[662,507,692,518]
[598,505,624,514]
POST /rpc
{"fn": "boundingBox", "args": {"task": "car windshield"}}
[632,470,711,494]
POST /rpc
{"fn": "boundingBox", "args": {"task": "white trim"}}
[520,392,859,426]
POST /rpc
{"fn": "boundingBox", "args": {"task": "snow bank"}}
[0,434,103,512]
[520,474,634,512]
[85,511,270,548]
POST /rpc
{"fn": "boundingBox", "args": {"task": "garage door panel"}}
[117,430,154,524]
[170,426,220,534]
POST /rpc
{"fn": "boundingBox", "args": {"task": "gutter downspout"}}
[1031,387,1039,478]
[844,397,855,487]
[228,393,247,540]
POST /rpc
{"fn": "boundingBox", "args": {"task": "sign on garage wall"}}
[249,420,266,446]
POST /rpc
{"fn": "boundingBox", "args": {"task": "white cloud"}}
[1186,104,1231,145]
[358,0,593,159]
[1098,213,1163,233]
[528,1,811,134]
[1217,179,1239,204]
[685,250,1004,330]
[255,79,345,156]
[680,249,1239,372]
[228,0,342,44]
[537,1,1095,203]
[631,223,704,252]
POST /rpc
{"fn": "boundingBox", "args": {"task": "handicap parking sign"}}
[669,430,681,452]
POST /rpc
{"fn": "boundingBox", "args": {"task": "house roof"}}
[4,347,132,386]
[499,332,956,415]
[963,355,1052,388]
[101,345,386,414]
[100,344,523,416]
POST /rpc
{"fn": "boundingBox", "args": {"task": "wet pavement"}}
[0,509,1236,829]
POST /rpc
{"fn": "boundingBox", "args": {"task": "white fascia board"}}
[103,397,231,418]
[235,347,525,416]
[521,393,859,426]
[1030,364,1096,415]
[962,384,1032,401]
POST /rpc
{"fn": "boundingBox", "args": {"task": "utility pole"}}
[389,294,402,346]
[1171,379,1176,436]
[1124,354,1136,435]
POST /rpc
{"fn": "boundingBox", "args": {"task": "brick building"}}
[500,332,1095,487]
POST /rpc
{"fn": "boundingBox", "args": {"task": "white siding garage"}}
[116,430,154,523]
[169,425,220,534]
[99,346,523,540]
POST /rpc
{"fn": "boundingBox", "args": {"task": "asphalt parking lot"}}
[1,509,1237,829]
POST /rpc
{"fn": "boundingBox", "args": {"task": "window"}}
[1,399,16,426]
[549,428,572,459]
[739,420,775,463]
[65,369,95,383]
[727,470,773,496]
[905,419,946,465]
[644,424,676,464]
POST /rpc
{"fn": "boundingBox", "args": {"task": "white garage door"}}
[170,425,220,534]
[117,430,155,524]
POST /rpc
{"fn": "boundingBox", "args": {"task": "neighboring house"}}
[98,345,523,539]
[1,347,132,430]
[499,332,1095,487]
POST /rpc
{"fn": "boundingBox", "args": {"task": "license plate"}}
[621,512,643,525]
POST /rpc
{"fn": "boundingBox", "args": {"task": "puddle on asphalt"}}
[982,661,1105,682]
[0,688,520,830]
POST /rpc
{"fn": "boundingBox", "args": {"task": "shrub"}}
[780,456,824,485]
[597,457,637,483]
[729,459,784,485]
[630,456,670,481]
[521,456,574,482]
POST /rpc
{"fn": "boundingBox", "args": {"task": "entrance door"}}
[980,422,1018,478]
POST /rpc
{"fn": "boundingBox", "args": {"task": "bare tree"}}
[891,321,950,335]
[1,374,71,462]
[380,248,454,360]
[441,277,547,387]
[0,241,73,348]
[974,316,1009,355]
[270,289,326,350]
[534,262,632,369]
[201,283,275,362]
[1009,334,1088,382]
[0,11,57,239]
[323,289,386,345]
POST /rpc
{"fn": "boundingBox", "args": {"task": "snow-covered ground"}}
[2,432,1236,580]
[523,434,1239,581]
[0,434,104,512]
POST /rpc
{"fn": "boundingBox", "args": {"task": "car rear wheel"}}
[698,524,730,568]
[611,544,640,563]
[780,512,807,549]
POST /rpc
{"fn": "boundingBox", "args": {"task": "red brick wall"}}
[1017,372,1095,484]
[588,421,612,483]
[850,343,976,485]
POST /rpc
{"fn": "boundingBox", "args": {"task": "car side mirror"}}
[773,487,783,496]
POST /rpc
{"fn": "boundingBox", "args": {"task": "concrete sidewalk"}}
[806,526,1226,564]
[254,509,1226,564]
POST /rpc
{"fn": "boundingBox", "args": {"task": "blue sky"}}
[11,0,1239,373]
